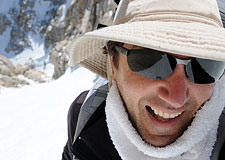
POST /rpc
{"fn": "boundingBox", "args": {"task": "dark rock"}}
[0,75,29,88]
[51,48,68,79]
[15,64,29,75]
[0,14,11,35]
[0,55,47,87]
[0,55,15,76]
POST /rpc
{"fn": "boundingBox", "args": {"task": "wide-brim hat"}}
[69,0,225,79]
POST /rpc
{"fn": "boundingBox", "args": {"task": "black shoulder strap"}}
[210,108,225,160]
[73,84,108,143]
[72,78,108,160]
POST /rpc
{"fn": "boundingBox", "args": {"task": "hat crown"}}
[113,0,223,27]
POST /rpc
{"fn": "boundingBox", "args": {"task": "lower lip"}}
[146,109,184,129]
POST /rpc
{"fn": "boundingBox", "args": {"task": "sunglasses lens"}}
[186,58,225,84]
[116,46,225,84]
[127,49,173,79]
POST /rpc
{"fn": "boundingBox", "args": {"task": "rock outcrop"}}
[3,0,67,55]
[49,0,116,79]
[0,14,11,35]
[1,0,225,83]
[0,55,16,76]
[0,0,118,83]
[0,0,117,80]
[0,55,47,88]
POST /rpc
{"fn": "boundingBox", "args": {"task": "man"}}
[62,0,225,159]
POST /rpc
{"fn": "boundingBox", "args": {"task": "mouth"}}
[146,105,183,122]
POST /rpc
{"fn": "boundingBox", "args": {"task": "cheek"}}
[114,56,160,107]
[113,57,144,111]
[190,83,214,106]
[117,72,142,107]
[116,68,146,103]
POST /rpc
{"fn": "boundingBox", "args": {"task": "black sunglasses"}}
[114,45,225,84]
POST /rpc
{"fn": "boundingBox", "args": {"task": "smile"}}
[146,105,183,120]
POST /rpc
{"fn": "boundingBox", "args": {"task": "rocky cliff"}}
[49,0,116,79]
[1,0,224,87]
[0,0,116,87]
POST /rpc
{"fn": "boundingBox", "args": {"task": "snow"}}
[10,36,45,65]
[0,67,97,160]
[60,0,72,22]
[0,27,12,58]
[0,0,18,14]
[34,0,52,20]
[4,34,55,77]
[0,3,94,155]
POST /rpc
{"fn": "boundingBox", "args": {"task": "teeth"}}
[169,114,176,118]
[159,111,163,117]
[163,113,169,119]
[151,107,182,119]
[154,109,159,115]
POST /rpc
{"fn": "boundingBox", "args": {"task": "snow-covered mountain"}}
[0,0,224,82]
[0,0,68,57]
[0,0,116,79]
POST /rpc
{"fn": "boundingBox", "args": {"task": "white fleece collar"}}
[105,76,225,160]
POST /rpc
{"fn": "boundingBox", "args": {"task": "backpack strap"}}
[72,78,108,160]
[210,108,225,160]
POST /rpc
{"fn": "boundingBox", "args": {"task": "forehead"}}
[123,43,192,59]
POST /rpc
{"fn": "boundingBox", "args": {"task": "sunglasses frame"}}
[114,45,225,84]
[114,46,192,65]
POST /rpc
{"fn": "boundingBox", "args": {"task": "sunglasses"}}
[114,45,225,84]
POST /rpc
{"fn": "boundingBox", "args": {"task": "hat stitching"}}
[88,33,225,53]
[95,29,225,51]
[88,23,225,47]
[93,22,225,40]
[84,33,225,57]
[131,12,221,27]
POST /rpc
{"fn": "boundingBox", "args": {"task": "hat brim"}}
[69,21,225,78]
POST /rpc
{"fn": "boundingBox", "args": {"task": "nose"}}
[157,65,189,108]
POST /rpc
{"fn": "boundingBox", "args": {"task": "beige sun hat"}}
[69,0,225,79]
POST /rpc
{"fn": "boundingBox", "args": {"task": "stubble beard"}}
[124,94,198,147]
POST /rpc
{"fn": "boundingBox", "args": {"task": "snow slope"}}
[0,67,97,160]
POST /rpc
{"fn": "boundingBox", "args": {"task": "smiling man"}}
[110,43,215,147]
[62,0,225,160]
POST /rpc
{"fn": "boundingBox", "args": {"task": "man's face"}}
[111,43,214,147]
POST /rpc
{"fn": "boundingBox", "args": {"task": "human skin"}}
[111,43,214,147]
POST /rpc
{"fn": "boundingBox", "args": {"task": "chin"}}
[146,135,178,147]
